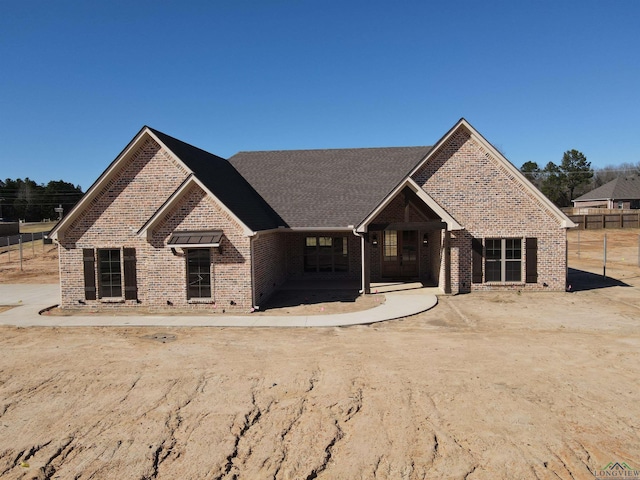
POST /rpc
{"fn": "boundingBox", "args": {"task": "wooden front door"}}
[382,230,418,279]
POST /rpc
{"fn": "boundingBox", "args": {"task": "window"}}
[304,236,348,273]
[485,238,522,282]
[383,231,398,260]
[84,248,137,301]
[187,249,211,299]
[98,249,122,298]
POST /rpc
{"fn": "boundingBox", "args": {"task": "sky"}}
[1,0,639,191]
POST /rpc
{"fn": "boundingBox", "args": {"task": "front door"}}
[381,230,418,279]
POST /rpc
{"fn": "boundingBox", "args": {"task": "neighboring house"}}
[573,176,640,210]
[49,119,575,312]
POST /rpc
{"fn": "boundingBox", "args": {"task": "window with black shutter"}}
[83,248,96,300]
[472,238,483,284]
[525,238,538,283]
[123,248,138,300]
[98,249,122,298]
[485,238,522,282]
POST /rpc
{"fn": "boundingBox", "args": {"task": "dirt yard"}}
[0,230,639,479]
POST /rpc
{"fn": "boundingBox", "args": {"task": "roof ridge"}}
[147,126,227,160]
[232,145,431,155]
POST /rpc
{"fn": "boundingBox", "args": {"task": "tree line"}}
[0,178,84,222]
[520,150,640,207]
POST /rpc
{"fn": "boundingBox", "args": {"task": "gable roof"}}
[229,146,432,228]
[574,176,640,202]
[357,177,463,232]
[147,128,285,231]
[52,118,575,242]
[406,118,576,229]
[50,127,284,240]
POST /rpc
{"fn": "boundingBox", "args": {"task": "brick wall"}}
[252,231,287,308]
[149,184,252,311]
[412,127,567,293]
[58,136,254,312]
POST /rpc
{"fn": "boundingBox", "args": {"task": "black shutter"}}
[472,238,483,284]
[123,247,138,300]
[526,238,538,283]
[83,248,96,300]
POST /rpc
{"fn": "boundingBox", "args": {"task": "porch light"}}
[371,233,378,246]
[423,233,429,245]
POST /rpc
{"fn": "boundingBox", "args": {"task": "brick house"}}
[573,176,640,210]
[49,119,575,312]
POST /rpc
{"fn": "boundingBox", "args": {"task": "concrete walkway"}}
[0,284,437,327]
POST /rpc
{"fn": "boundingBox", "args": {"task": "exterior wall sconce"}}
[371,233,378,246]
[423,233,429,245]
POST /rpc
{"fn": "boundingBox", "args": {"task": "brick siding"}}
[412,127,567,293]
[58,137,254,312]
[251,231,287,308]
[58,125,569,311]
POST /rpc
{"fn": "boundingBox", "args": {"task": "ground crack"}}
[140,376,205,480]
[215,391,263,480]
[464,465,477,479]
[33,436,75,480]
[305,419,344,480]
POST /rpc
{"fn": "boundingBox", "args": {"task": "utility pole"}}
[54,204,64,220]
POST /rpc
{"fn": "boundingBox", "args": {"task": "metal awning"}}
[167,230,223,248]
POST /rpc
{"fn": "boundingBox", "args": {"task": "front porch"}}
[259,277,440,314]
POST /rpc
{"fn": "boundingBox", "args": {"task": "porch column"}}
[362,233,371,294]
[444,230,452,294]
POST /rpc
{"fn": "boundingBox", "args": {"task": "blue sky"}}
[1,0,639,190]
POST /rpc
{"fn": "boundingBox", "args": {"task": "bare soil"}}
[0,244,59,284]
[0,229,639,479]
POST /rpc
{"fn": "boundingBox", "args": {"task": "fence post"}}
[19,236,23,272]
[7,237,10,261]
[603,234,607,280]
[31,232,35,256]
[577,230,580,257]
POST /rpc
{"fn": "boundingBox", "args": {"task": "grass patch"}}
[19,221,58,234]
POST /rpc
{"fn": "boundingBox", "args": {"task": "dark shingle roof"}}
[574,176,640,201]
[148,128,285,231]
[229,146,432,228]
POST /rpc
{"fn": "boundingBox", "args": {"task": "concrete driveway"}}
[0,284,437,327]
[0,284,59,320]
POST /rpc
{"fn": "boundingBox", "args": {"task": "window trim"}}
[186,248,212,300]
[97,248,123,299]
[484,238,523,283]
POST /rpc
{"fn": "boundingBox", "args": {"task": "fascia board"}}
[356,180,410,233]
[410,118,577,229]
[356,178,462,232]
[138,175,254,239]
[405,178,463,230]
[193,175,253,237]
[573,197,611,202]
[49,126,151,240]
[137,175,195,240]
[144,130,255,236]
[287,227,354,232]
[190,176,254,236]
